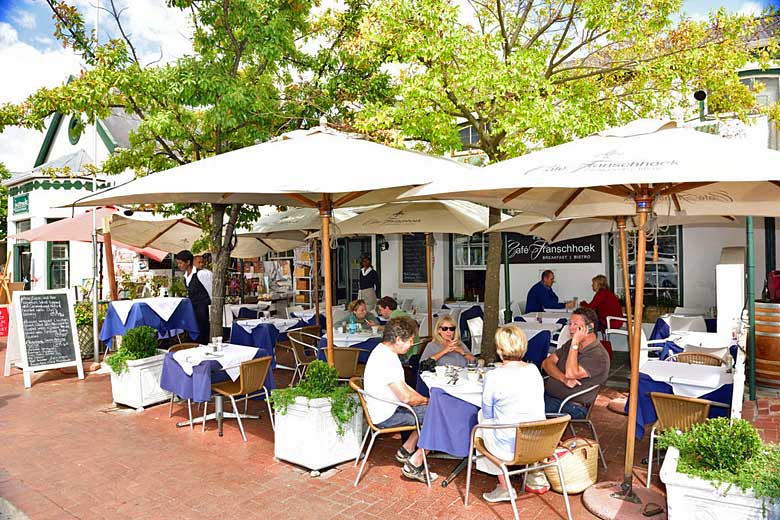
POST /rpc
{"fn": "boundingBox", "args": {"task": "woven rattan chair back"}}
[666,352,727,366]
[333,348,361,379]
[288,326,321,348]
[650,392,711,432]
[511,414,571,466]
[236,356,273,396]
[168,342,199,353]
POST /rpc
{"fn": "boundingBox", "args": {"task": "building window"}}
[611,226,683,307]
[740,76,780,108]
[68,116,83,145]
[49,242,70,289]
[453,233,488,270]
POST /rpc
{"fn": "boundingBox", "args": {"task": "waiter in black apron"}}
[175,250,212,344]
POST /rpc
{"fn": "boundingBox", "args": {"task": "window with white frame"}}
[453,233,488,270]
[611,226,682,307]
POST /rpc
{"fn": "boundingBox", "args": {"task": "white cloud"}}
[0,23,82,171]
[738,2,763,16]
[12,11,36,30]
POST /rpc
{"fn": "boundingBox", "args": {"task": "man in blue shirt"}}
[525,270,572,313]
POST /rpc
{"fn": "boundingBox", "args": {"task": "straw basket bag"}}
[543,437,599,494]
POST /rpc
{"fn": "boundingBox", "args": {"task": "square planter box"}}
[109,349,171,410]
[274,396,364,471]
[660,446,780,519]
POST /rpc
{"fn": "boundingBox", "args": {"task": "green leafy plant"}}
[74,300,107,328]
[118,272,143,300]
[105,325,159,374]
[270,360,358,436]
[168,278,187,297]
[659,418,780,503]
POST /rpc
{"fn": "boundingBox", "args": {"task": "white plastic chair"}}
[605,317,665,365]
[467,316,483,356]
[673,306,706,316]
[285,305,304,319]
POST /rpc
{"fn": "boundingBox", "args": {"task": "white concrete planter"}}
[274,395,364,471]
[109,349,171,410]
[660,446,780,519]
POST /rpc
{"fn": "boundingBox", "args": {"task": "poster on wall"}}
[504,233,602,264]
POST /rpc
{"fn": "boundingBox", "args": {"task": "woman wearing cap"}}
[175,250,212,345]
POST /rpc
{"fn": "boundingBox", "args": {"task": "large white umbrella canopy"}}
[108,214,303,257]
[72,126,472,365]
[403,119,780,218]
[402,118,780,498]
[243,207,358,237]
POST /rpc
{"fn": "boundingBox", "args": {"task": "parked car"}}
[628,261,678,289]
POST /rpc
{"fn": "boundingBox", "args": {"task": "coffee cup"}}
[371,325,379,335]
[435,365,446,378]
[467,369,479,382]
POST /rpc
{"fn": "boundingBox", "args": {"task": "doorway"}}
[14,243,31,290]
[463,270,486,302]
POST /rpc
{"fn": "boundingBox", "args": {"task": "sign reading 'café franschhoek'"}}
[504,233,602,264]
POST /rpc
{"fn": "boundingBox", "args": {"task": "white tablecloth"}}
[663,314,707,334]
[222,304,269,328]
[235,318,301,334]
[332,331,380,347]
[512,321,561,341]
[420,370,483,407]
[111,297,185,325]
[640,360,733,398]
[173,344,259,381]
[521,312,570,324]
[670,331,733,359]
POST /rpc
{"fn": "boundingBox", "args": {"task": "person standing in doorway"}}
[176,250,211,344]
[358,255,379,311]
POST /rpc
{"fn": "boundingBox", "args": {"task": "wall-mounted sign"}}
[12,194,29,215]
[504,233,602,264]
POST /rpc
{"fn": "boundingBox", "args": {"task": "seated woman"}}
[336,299,377,332]
[420,316,475,367]
[477,325,548,502]
[580,274,623,332]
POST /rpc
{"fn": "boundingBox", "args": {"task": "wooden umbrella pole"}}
[313,238,320,329]
[426,233,433,337]
[620,198,651,499]
[616,217,633,342]
[320,196,335,366]
[103,216,118,301]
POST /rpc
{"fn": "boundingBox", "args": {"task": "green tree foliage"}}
[345,0,772,360]
[0,0,383,334]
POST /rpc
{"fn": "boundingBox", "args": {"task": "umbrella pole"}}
[503,234,512,324]
[616,217,633,341]
[320,196,334,366]
[617,198,651,501]
[313,238,321,329]
[426,233,433,337]
[747,217,756,400]
[103,216,118,301]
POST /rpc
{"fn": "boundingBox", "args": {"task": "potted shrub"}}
[74,300,107,359]
[105,325,171,410]
[659,417,780,519]
[270,360,363,472]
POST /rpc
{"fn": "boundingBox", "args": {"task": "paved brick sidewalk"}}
[0,346,681,520]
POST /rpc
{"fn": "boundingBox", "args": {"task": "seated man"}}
[525,269,573,313]
[363,316,437,484]
[376,296,421,358]
[541,308,610,419]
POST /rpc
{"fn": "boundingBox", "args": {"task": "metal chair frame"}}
[550,384,607,469]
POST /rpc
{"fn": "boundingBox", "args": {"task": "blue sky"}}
[0,0,778,171]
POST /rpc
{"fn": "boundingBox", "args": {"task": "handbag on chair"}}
[543,437,599,494]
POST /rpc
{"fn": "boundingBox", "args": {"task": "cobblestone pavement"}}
[2,346,772,520]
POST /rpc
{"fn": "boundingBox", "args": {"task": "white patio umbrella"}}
[334,200,492,334]
[73,125,473,364]
[402,118,780,501]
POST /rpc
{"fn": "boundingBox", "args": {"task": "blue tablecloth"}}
[100,299,199,348]
[159,347,275,403]
[628,372,732,439]
[229,321,310,363]
[316,337,382,364]
[418,387,480,458]
[649,318,737,363]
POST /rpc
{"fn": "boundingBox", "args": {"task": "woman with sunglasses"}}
[420,315,476,367]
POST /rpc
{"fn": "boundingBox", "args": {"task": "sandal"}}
[401,461,439,484]
[395,445,414,464]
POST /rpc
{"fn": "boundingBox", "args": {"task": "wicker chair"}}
[167,342,200,428]
[646,392,712,487]
[332,348,363,380]
[465,414,573,520]
[549,384,607,469]
[276,326,321,385]
[665,352,727,367]
[348,377,431,487]
[203,356,274,442]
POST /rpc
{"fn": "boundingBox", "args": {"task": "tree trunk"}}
[481,207,502,362]
[208,203,241,337]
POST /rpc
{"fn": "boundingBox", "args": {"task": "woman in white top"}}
[477,324,547,503]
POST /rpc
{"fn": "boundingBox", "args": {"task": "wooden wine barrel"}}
[755,302,780,388]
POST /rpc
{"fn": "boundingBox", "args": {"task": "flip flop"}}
[641,503,664,517]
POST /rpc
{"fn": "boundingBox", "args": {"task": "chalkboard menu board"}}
[18,292,77,366]
[402,234,428,285]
